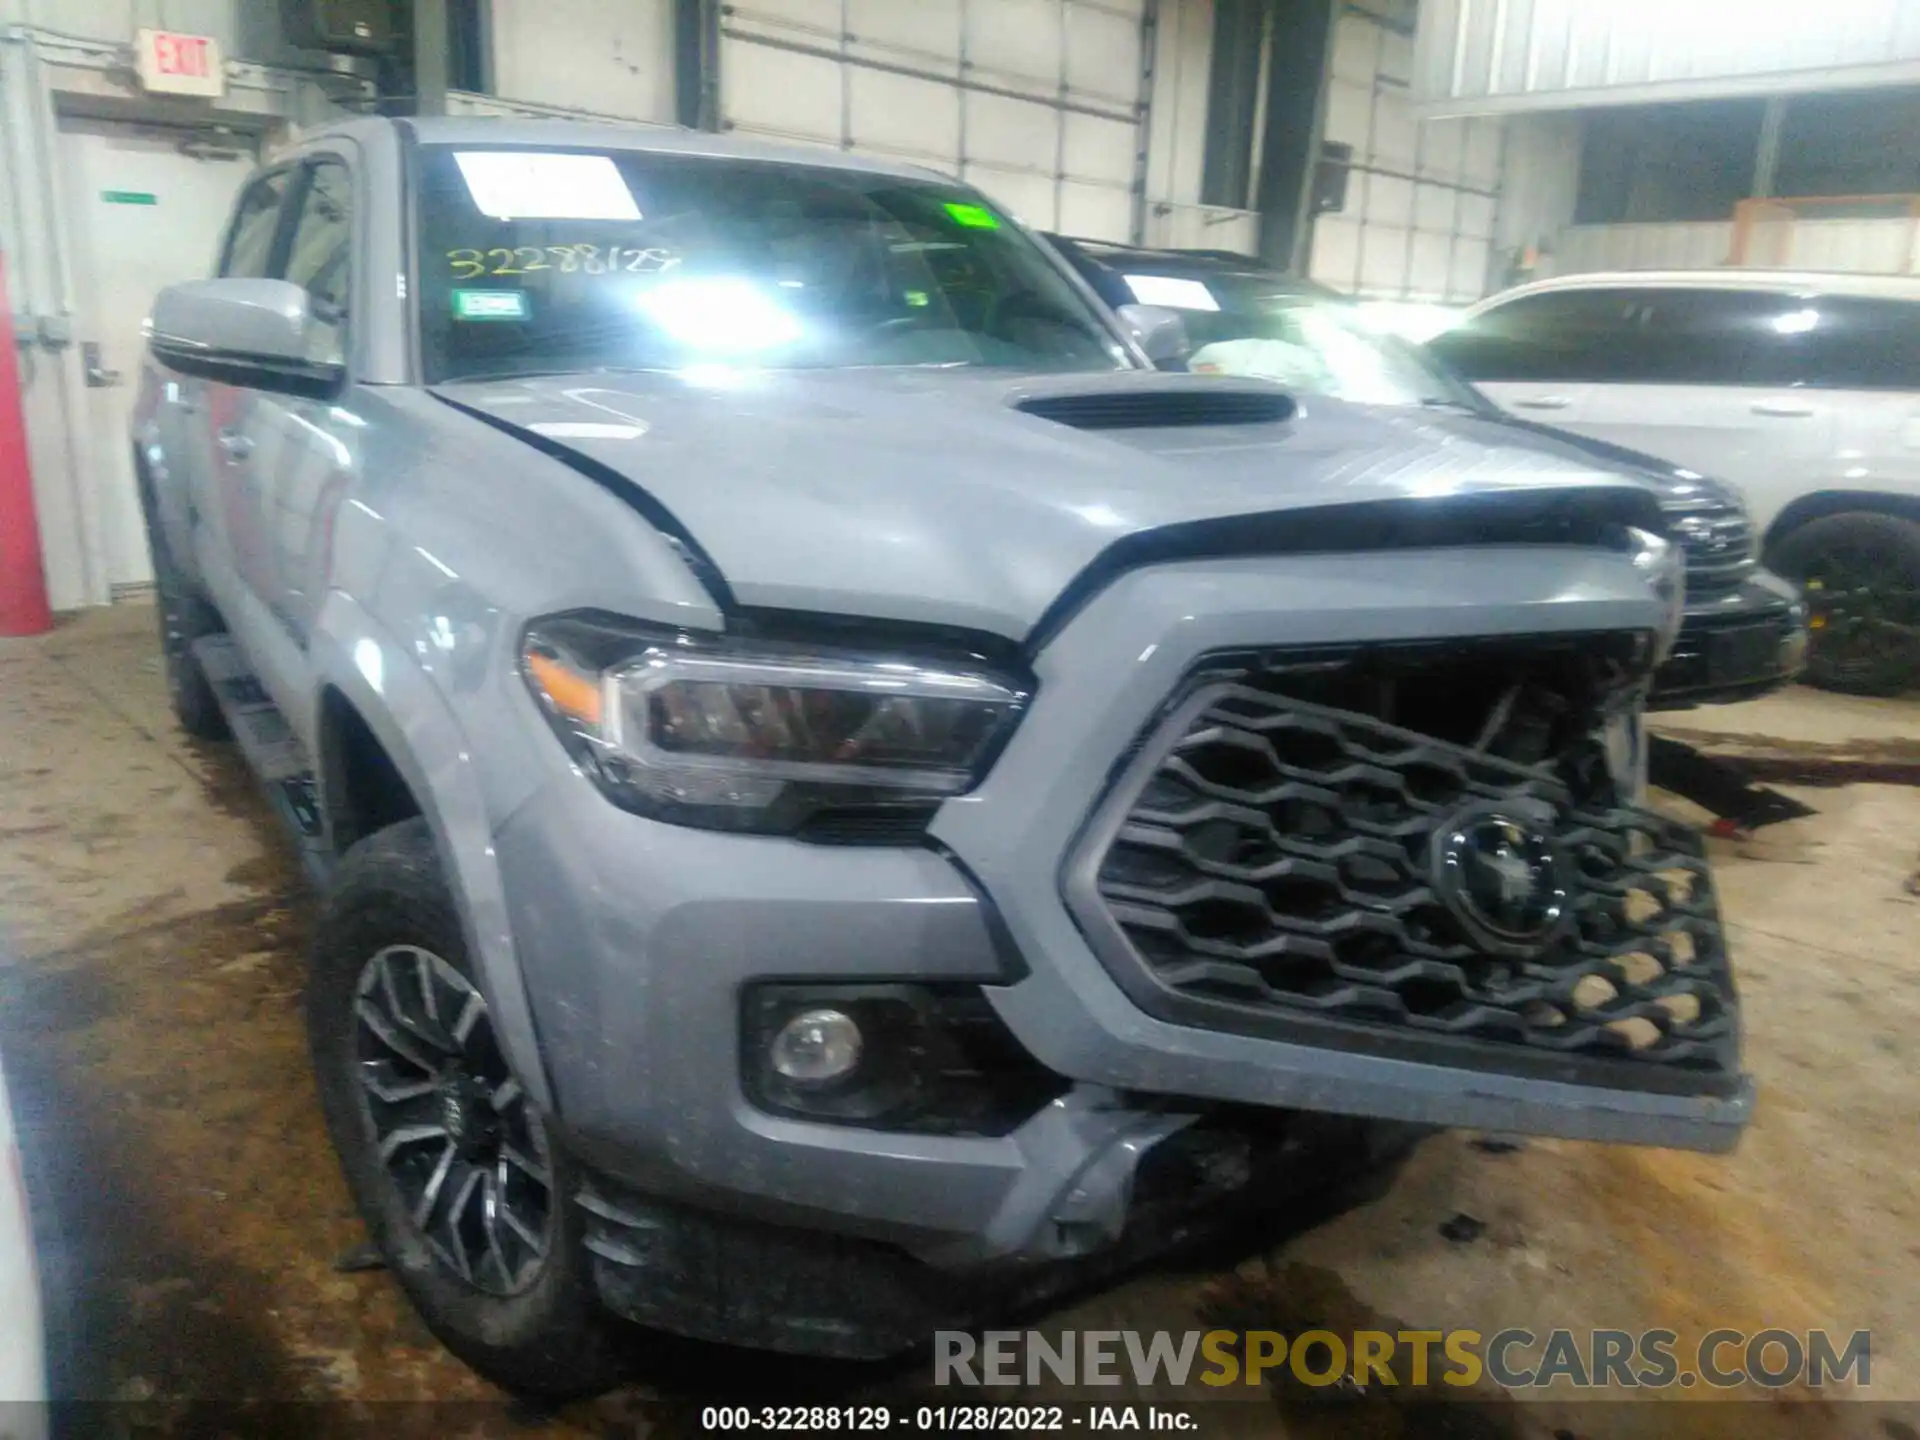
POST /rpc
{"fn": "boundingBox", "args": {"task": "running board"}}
[193,636,335,889]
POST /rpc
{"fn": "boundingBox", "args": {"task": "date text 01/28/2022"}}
[699,1405,1197,1432]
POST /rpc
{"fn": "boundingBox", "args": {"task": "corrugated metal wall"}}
[1493,110,1578,278]
[1142,0,1259,250]
[718,0,1149,239]
[1547,216,1920,277]
[490,0,676,122]
[1414,0,1920,116]
[477,0,1246,245]
[1307,0,1504,302]
[0,0,334,69]
[0,0,236,43]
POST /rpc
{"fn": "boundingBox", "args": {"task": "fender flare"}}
[305,592,555,1113]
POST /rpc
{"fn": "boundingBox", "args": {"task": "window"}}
[1429,291,1644,383]
[1141,272,1477,408]
[414,146,1129,384]
[1441,287,1920,389]
[219,168,294,278]
[283,160,352,357]
[1786,297,1920,391]
[1624,289,1811,386]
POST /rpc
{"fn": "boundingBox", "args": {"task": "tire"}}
[1768,511,1920,697]
[140,484,230,740]
[307,818,632,1399]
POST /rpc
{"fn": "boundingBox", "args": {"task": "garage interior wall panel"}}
[1547,217,1920,278]
[720,0,1152,240]
[1494,111,1579,273]
[1309,2,1502,303]
[488,0,676,123]
[1416,0,1920,115]
[0,0,236,45]
[1137,0,1253,249]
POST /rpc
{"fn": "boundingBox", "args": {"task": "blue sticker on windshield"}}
[452,289,530,321]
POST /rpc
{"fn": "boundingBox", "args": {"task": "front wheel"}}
[1768,511,1920,696]
[307,818,632,1398]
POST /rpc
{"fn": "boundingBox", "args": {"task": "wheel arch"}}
[306,596,555,1113]
[1762,489,1920,561]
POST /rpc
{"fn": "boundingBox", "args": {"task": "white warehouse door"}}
[720,0,1149,241]
[59,117,259,596]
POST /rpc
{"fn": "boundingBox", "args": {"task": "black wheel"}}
[308,819,631,1399]
[140,483,230,740]
[1768,511,1920,697]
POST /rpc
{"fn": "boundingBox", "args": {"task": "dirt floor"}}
[2,602,1917,1438]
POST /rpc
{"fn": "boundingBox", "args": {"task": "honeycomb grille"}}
[1078,685,1739,1086]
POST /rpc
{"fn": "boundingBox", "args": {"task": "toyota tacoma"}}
[133,117,1749,1397]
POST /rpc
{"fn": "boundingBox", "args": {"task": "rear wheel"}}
[1768,511,1920,696]
[308,819,632,1398]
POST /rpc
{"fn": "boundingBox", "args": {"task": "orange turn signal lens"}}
[525,648,605,727]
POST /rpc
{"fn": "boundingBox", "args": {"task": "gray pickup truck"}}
[134,116,1748,1397]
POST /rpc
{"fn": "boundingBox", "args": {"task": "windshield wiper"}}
[1416,396,1484,415]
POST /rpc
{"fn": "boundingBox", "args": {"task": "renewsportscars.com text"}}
[934,1328,1871,1391]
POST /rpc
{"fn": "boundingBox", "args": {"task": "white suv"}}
[1431,270,1920,694]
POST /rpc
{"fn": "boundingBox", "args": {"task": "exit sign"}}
[135,28,224,98]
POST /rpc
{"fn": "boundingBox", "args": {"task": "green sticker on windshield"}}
[944,201,1000,230]
[452,289,530,321]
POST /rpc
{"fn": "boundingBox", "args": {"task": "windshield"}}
[1119,269,1480,409]
[416,146,1130,384]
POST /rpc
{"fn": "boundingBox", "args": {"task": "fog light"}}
[769,1007,862,1083]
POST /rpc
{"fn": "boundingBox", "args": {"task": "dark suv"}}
[1046,238,1809,710]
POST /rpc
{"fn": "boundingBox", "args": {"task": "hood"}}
[433,368,1663,642]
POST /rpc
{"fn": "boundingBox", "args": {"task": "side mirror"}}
[1115,302,1191,367]
[148,279,344,395]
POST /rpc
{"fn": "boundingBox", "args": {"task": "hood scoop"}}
[1014,385,1296,431]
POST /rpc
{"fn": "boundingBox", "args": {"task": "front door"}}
[1570,288,1838,531]
[58,116,259,594]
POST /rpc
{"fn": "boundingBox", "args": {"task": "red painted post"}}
[0,254,53,636]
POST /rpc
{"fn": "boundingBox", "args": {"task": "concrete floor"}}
[2,602,1917,1437]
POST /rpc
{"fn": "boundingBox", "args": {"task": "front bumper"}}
[493,545,1750,1345]
[1650,569,1807,710]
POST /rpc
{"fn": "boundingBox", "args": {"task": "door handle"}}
[217,428,255,460]
[1751,400,1814,417]
[1513,395,1573,410]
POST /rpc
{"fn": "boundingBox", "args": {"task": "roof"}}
[1044,235,1338,298]
[1480,268,1920,307]
[297,114,946,183]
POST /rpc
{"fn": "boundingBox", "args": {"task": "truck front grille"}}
[1066,639,1741,1094]
[1665,499,1755,596]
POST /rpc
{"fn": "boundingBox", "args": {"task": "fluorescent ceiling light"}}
[454,151,641,221]
[1123,275,1219,312]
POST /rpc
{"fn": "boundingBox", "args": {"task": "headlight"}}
[1626,525,1686,665]
[521,616,1030,834]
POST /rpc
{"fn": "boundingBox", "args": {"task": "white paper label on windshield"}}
[453,151,642,222]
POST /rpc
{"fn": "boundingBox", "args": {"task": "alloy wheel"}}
[353,945,553,1296]
[1802,542,1920,678]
